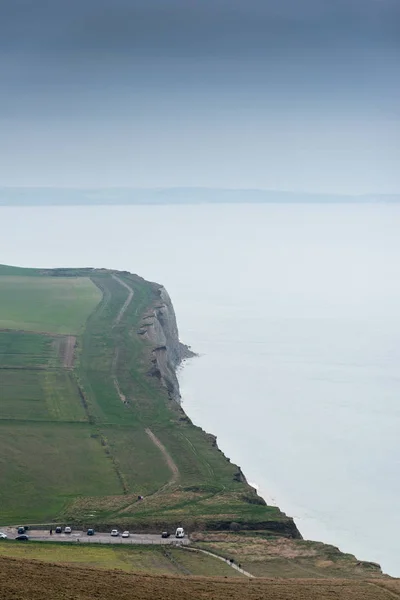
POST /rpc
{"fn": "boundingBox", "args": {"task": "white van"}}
[175,527,185,538]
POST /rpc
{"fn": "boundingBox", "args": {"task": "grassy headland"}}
[0,264,292,533]
[0,264,388,579]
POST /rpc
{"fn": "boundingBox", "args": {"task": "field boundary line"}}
[162,546,192,575]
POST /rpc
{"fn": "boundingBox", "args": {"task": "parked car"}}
[121,531,130,538]
[175,527,185,539]
[64,526,72,534]
[161,531,170,538]
[110,529,119,537]
[15,534,29,541]
[55,526,62,534]
[0,532,8,539]
[17,527,25,535]
[87,529,95,536]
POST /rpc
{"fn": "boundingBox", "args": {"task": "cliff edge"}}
[137,285,195,402]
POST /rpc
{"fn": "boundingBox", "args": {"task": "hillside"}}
[0,264,388,579]
[0,556,399,600]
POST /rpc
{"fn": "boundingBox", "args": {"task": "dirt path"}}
[112,348,128,405]
[110,275,135,404]
[182,547,254,579]
[111,274,134,326]
[180,433,215,479]
[62,335,76,368]
[145,428,180,483]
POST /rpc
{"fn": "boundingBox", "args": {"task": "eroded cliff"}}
[137,285,195,402]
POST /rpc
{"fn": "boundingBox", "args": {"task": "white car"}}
[64,526,72,534]
[110,529,119,537]
[0,532,7,539]
[121,531,130,538]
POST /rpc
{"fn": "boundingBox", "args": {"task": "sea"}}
[0,202,399,576]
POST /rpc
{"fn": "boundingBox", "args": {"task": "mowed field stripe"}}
[0,276,102,334]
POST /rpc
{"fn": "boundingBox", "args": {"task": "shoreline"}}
[176,344,391,576]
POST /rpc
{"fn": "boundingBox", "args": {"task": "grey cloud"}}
[0,0,398,191]
[0,0,399,58]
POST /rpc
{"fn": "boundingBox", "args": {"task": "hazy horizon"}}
[1,0,399,194]
[0,187,399,207]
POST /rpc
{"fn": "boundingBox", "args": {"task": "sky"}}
[0,0,399,194]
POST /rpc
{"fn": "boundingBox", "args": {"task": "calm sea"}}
[1,203,399,575]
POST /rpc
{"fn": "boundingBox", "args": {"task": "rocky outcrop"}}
[137,286,195,402]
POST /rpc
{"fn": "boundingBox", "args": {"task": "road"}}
[2,527,189,546]
[2,527,254,577]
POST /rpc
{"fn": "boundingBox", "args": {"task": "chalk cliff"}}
[137,285,195,402]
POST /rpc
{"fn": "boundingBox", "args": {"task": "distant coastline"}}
[0,187,399,206]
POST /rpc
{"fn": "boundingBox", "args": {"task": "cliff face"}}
[137,286,194,402]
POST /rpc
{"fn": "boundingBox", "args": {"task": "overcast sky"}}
[1,0,399,193]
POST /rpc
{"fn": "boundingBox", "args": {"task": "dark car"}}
[87,529,95,536]
[161,531,170,538]
[55,526,62,534]
[17,527,25,535]
[15,534,29,541]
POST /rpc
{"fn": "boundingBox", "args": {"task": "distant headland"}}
[0,187,399,206]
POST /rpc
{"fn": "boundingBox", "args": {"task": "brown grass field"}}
[0,557,399,600]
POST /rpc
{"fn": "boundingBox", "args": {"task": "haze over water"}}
[1,202,399,576]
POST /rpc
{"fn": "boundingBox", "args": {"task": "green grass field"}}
[0,370,87,422]
[0,331,61,368]
[0,423,123,522]
[0,331,86,422]
[0,276,101,334]
[0,542,243,577]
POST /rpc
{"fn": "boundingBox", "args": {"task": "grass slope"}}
[0,422,122,522]
[0,556,397,600]
[192,533,385,579]
[0,542,242,578]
